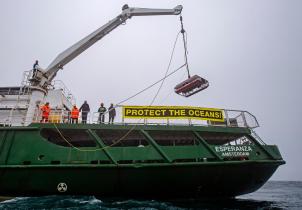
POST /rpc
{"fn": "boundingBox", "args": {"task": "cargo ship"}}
[0,5,285,198]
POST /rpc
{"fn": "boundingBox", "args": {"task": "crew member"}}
[32,60,39,79]
[108,103,116,124]
[40,102,50,123]
[98,103,107,123]
[79,100,90,124]
[71,105,79,124]
[33,60,39,70]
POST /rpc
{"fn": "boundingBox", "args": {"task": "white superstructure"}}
[0,73,74,126]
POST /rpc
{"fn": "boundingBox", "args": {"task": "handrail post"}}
[242,111,248,128]
[224,109,230,127]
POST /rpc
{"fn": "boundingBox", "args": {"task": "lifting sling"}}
[174,16,209,97]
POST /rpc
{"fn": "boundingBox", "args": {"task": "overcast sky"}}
[0,0,301,181]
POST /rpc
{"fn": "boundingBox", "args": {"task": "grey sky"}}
[0,0,301,181]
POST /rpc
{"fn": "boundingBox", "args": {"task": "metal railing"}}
[20,70,32,95]
[20,70,76,104]
[0,87,30,96]
[221,109,259,128]
[1,108,259,129]
[51,80,76,105]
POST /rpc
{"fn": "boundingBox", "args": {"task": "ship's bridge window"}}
[147,130,199,146]
[198,132,253,145]
[41,128,96,147]
[94,130,149,147]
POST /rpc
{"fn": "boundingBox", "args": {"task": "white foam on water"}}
[0,197,30,203]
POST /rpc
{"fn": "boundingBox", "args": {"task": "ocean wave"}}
[0,181,301,209]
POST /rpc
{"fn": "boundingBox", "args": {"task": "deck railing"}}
[0,107,259,129]
[51,80,76,106]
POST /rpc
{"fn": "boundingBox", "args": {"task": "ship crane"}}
[26,4,183,124]
[29,4,183,90]
[26,4,206,123]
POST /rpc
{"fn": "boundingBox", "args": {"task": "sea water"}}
[0,181,301,209]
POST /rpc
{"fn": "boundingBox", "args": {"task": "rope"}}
[159,70,187,104]
[150,31,181,105]
[52,31,186,152]
[115,63,186,106]
[53,122,137,152]
[52,64,186,152]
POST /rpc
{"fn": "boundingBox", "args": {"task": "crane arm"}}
[37,5,182,88]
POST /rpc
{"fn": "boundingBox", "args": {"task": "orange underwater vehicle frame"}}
[174,75,209,97]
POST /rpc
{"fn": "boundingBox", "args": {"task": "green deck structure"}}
[0,123,285,198]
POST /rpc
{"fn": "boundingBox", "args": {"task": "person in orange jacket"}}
[40,102,50,123]
[71,105,79,124]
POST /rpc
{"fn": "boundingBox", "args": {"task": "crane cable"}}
[158,16,190,104]
[52,30,185,153]
[180,15,191,79]
[149,31,181,105]
[52,64,186,152]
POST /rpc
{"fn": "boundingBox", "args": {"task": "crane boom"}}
[35,5,182,89]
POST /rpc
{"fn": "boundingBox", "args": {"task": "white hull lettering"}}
[215,146,252,156]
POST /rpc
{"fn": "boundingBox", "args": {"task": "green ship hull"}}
[0,123,285,198]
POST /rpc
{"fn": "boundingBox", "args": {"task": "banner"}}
[122,106,224,122]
